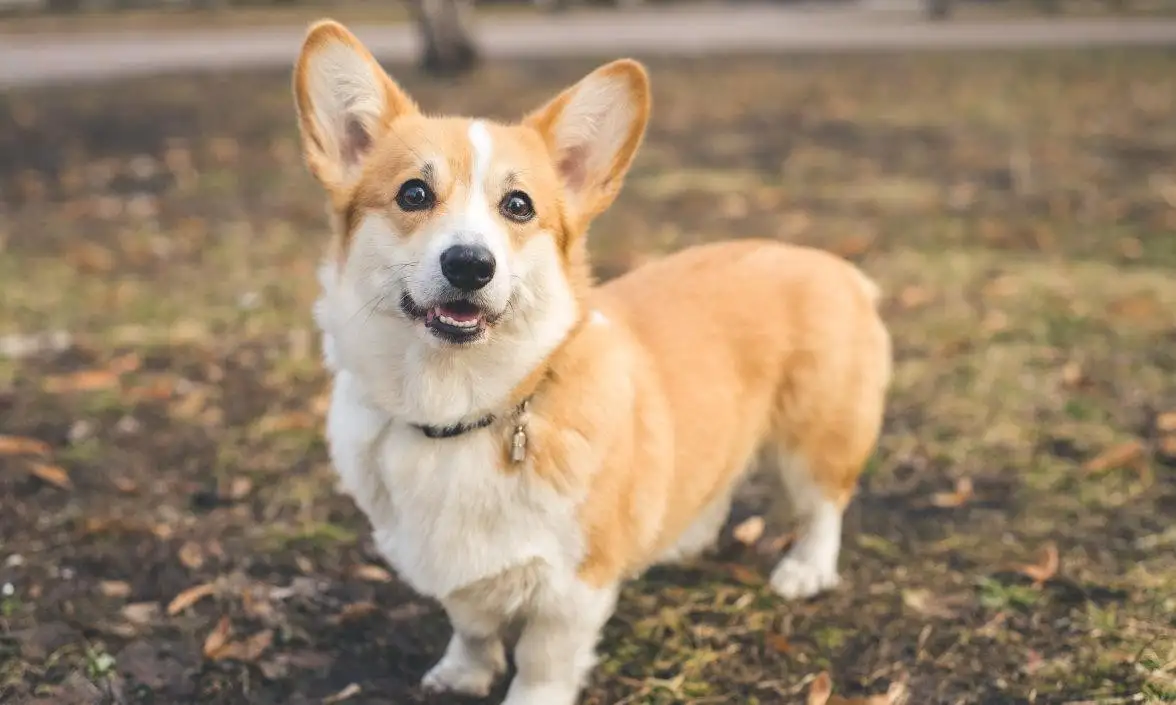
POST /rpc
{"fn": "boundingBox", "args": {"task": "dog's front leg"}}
[501,581,618,705]
[421,598,508,697]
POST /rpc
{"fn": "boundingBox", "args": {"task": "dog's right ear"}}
[293,20,418,191]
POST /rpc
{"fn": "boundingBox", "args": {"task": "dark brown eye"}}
[500,191,535,223]
[396,179,434,212]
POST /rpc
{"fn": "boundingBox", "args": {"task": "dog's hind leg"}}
[768,452,852,599]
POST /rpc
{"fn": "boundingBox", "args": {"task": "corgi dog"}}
[295,20,891,705]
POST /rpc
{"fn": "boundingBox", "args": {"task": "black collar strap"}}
[413,413,496,439]
[412,397,531,440]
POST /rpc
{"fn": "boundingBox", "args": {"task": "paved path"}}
[2,4,1176,87]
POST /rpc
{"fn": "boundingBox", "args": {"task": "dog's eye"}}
[396,179,435,212]
[500,191,535,223]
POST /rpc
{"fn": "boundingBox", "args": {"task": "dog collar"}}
[412,398,533,463]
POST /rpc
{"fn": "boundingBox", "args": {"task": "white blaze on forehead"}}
[468,120,493,186]
[461,120,510,261]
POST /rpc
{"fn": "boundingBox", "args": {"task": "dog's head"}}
[294,21,649,349]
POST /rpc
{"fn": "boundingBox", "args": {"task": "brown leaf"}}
[202,616,233,659]
[330,601,380,625]
[29,462,73,490]
[1060,361,1085,388]
[808,672,833,705]
[809,671,907,705]
[178,541,206,570]
[897,285,933,310]
[323,683,362,704]
[726,564,763,587]
[766,633,793,654]
[351,564,393,583]
[108,352,143,374]
[122,602,160,625]
[929,477,973,508]
[213,629,274,663]
[99,581,132,598]
[1158,435,1176,460]
[1156,411,1176,433]
[1082,440,1145,474]
[43,369,120,394]
[732,516,765,546]
[827,234,873,259]
[112,476,138,494]
[1107,293,1160,323]
[0,435,51,456]
[256,411,318,435]
[1014,542,1059,587]
[224,477,253,501]
[167,583,216,616]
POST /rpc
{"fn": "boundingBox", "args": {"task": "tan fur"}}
[523,239,890,584]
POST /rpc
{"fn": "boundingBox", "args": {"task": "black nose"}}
[440,244,496,291]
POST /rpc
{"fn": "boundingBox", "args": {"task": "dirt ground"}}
[1,50,1174,705]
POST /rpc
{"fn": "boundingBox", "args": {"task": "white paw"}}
[770,556,840,600]
[502,682,580,705]
[421,655,500,698]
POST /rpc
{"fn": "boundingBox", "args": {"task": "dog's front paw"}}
[421,654,501,698]
[769,556,840,600]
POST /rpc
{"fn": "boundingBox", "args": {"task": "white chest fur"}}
[325,368,584,600]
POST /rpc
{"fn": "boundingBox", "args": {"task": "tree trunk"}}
[410,0,479,77]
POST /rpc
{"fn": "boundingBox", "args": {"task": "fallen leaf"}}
[766,633,793,654]
[1014,542,1059,587]
[1023,649,1044,675]
[1107,292,1160,322]
[0,435,51,456]
[202,616,233,659]
[323,683,362,704]
[1060,361,1085,388]
[727,564,763,587]
[167,583,216,616]
[111,476,138,493]
[898,285,933,310]
[808,672,833,705]
[43,369,120,394]
[813,673,907,705]
[213,629,274,663]
[732,516,765,546]
[29,462,73,490]
[929,477,973,508]
[178,541,206,570]
[901,589,960,619]
[351,564,393,583]
[225,477,253,501]
[1159,435,1176,460]
[1156,411,1176,433]
[256,411,318,435]
[122,602,160,625]
[1082,440,1145,474]
[99,581,132,598]
[827,234,873,258]
[330,601,380,625]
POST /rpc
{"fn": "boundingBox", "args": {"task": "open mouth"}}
[400,294,491,344]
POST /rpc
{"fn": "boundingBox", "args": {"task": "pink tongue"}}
[432,306,480,323]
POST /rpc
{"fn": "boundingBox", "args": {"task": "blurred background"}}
[1,1,1175,704]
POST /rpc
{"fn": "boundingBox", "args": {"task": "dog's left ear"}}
[524,59,650,230]
[294,20,418,191]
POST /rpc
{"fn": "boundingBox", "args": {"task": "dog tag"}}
[510,427,527,463]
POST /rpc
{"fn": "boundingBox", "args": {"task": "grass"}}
[1,49,1175,704]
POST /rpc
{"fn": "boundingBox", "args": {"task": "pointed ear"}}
[293,20,418,190]
[524,59,650,228]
